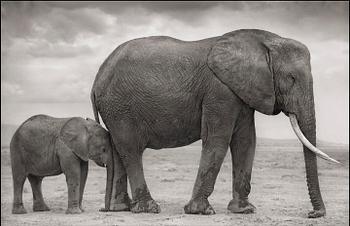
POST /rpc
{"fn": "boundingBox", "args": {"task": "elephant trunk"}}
[105,150,114,210]
[300,116,325,211]
[289,98,326,214]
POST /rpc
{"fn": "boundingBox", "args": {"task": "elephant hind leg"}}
[11,143,27,214]
[108,120,159,214]
[108,149,131,212]
[11,168,27,214]
[28,174,50,212]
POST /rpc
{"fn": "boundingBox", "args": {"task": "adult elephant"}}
[91,29,339,217]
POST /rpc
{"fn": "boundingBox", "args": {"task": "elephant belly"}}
[24,159,62,177]
[146,111,202,149]
[100,85,204,150]
[25,164,62,177]
[130,84,204,149]
[22,147,62,177]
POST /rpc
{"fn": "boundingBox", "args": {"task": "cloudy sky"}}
[1,2,349,143]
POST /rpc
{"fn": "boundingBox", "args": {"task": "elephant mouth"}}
[272,103,283,115]
[94,160,107,168]
[281,109,293,117]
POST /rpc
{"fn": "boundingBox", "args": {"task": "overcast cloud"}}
[1,2,348,143]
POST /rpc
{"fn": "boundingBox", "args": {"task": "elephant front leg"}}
[184,103,236,215]
[61,157,82,214]
[65,173,81,214]
[184,138,229,215]
[228,108,256,214]
[78,161,88,212]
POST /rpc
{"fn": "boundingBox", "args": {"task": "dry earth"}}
[1,142,349,226]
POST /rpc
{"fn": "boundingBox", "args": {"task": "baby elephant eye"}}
[102,147,106,153]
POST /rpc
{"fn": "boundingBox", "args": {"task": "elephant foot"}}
[110,192,131,211]
[228,198,256,214]
[130,199,161,213]
[100,203,130,212]
[109,203,130,212]
[66,207,82,214]
[33,202,50,212]
[184,198,216,215]
[98,203,130,212]
[308,208,326,218]
[79,205,85,212]
[100,192,131,212]
[12,204,27,214]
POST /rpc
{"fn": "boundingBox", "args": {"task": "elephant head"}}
[60,117,112,167]
[208,29,339,217]
[59,117,117,210]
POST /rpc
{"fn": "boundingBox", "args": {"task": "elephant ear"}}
[208,31,276,115]
[60,117,89,161]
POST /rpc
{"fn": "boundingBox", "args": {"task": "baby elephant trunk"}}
[105,154,114,210]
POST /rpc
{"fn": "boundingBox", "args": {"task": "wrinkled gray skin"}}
[91,29,327,217]
[10,115,113,214]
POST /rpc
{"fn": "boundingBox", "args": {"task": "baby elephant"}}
[10,115,113,214]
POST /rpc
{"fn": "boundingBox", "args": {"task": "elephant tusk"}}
[289,114,341,164]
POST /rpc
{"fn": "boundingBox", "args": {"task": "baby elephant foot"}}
[33,202,50,212]
[66,207,82,214]
[12,204,27,214]
[308,208,326,218]
[184,198,216,215]
[130,199,161,213]
[228,199,256,214]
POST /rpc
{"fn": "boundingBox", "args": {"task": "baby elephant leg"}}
[11,143,27,214]
[28,175,50,212]
[61,156,82,214]
[12,171,27,214]
[78,161,88,212]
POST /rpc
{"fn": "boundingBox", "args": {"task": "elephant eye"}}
[102,147,106,152]
[288,73,296,84]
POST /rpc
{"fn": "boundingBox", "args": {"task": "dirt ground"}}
[1,142,349,226]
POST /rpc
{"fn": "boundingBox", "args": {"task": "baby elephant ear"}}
[60,117,89,161]
[208,30,276,115]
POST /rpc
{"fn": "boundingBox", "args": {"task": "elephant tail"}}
[91,90,100,124]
